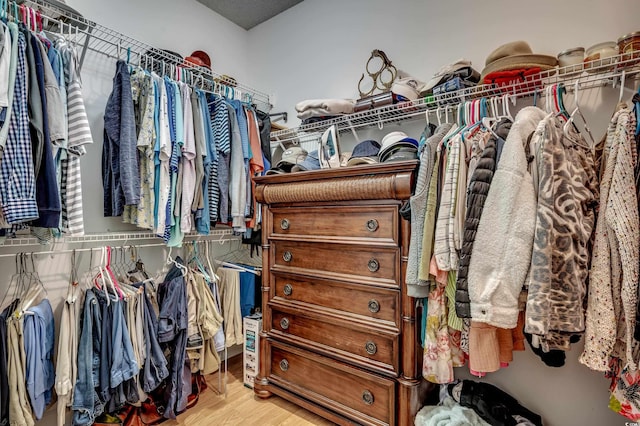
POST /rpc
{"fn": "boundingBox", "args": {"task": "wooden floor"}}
[164,355,335,425]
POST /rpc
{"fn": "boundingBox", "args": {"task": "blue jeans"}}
[133,282,169,393]
[72,289,103,426]
[157,263,189,419]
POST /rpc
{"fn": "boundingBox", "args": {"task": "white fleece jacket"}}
[467,107,546,328]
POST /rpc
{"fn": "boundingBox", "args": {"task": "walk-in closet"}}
[0,0,639,425]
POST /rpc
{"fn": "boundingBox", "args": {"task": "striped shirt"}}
[58,41,93,235]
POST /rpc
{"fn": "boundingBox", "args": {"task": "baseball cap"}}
[276,146,308,169]
[382,146,418,163]
[378,131,418,162]
[291,150,321,172]
[421,59,475,94]
[347,157,379,167]
[351,140,381,158]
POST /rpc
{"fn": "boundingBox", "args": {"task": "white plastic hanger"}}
[564,79,596,149]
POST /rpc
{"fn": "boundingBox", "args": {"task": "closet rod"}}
[0,242,180,259]
[18,0,271,110]
[271,54,640,144]
[0,229,238,247]
[0,236,245,259]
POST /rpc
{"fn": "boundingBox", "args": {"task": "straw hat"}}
[481,41,557,81]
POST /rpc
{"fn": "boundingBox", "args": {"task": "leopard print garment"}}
[525,116,598,350]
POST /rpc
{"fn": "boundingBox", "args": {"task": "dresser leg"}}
[397,377,433,426]
[253,378,273,399]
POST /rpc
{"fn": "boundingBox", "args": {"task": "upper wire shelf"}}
[271,53,640,145]
[19,0,271,111]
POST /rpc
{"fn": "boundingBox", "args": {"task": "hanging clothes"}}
[57,38,93,236]
[581,105,640,372]
[0,25,38,225]
[525,114,599,352]
[102,60,139,217]
[467,106,544,329]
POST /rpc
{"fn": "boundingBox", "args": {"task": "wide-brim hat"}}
[480,41,558,82]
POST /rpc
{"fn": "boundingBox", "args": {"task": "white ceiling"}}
[196,0,303,30]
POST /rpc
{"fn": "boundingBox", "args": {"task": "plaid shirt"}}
[1,29,38,224]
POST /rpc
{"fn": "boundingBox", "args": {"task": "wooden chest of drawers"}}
[253,161,429,426]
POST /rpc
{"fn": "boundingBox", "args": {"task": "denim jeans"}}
[72,289,103,426]
[157,262,189,419]
[134,282,169,393]
[110,299,139,388]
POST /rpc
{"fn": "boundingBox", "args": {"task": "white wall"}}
[247,1,640,425]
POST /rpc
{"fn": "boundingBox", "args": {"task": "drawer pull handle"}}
[367,258,380,272]
[365,341,378,355]
[280,359,289,371]
[368,299,380,313]
[366,219,379,232]
[362,390,374,405]
[280,219,290,230]
[280,317,290,330]
[283,284,293,296]
[283,251,293,262]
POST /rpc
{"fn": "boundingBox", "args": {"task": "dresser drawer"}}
[272,241,399,286]
[270,205,398,244]
[273,273,400,328]
[269,341,395,426]
[271,308,399,376]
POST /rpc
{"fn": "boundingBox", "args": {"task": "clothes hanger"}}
[619,70,627,105]
[564,79,596,149]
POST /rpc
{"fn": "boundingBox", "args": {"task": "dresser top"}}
[254,160,418,205]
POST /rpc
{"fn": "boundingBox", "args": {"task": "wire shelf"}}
[0,228,239,247]
[271,53,640,145]
[19,0,271,111]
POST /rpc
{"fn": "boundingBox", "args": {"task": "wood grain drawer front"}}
[273,241,399,286]
[269,342,395,426]
[272,310,399,376]
[274,274,399,327]
[271,205,398,244]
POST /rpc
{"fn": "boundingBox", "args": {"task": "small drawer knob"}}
[362,390,374,405]
[364,342,378,355]
[280,317,290,330]
[365,341,378,355]
[368,299,380,313]
[280,359,289,371]
[283,284,293,296]
[367,258,380,272]
[280,219,290,230]
[366,219,379,232]
[283,251,293,262]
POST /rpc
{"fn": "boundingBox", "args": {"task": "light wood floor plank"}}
[163,355,335,426]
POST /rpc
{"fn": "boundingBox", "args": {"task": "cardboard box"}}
[243,313,262,389]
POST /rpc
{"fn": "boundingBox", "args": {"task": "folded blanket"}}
[297,108,345,120]
[295,98,355,114]
[415,396,490,426]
